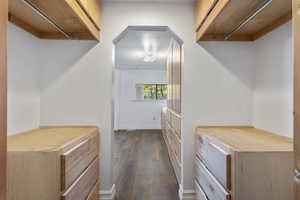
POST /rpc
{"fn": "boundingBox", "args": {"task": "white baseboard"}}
[179,184,196,200]
[99,184,116,200]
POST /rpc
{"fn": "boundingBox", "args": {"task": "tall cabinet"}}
[294,0,300,199]
[162,39,182,183]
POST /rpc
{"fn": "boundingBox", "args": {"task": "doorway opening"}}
[112,26,183,200]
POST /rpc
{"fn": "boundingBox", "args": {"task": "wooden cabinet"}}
[195,0,292,41]
[163,38,182,183]
[9,0,101,40]
[7,126,100,200]
[167,39,181,114]
[195,126,294,200]
[162,108,181,182]
[294,0,300,199]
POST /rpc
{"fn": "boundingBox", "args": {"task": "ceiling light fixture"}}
[143,39,158,63]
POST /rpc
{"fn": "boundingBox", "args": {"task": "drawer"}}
[195,180,208,200]
[61,134,98,190]
[169,146,181,182]
[87,182,99,200]
[166,109,172,122]
[62,158,99,200]
[195,158,230,200]
[197,136,231,190]
[171,113,181,138]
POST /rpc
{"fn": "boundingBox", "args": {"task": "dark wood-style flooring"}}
[113,130,179,200]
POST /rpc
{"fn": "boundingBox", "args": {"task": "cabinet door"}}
[294,0,300,199]
[0,0,7,199]
[195,0,218,31]
[77,0,101,30]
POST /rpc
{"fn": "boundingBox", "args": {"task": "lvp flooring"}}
[113,130,179,200]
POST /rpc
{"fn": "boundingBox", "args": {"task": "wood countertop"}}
[8,126,99,152]
[196,126,293,152]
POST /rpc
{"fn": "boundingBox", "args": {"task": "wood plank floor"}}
[113,130,179,200]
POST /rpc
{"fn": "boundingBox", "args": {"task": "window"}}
[136,84,167,100]
[144,84,167,100]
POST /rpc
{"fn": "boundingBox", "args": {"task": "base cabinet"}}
[162,108,181,182]
[7,126,100,200]
[195,127,294,200]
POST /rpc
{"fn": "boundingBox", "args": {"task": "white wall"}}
[39,1,255,193]
[253,22,293,138]
[114,69,166,130]
[7,1,293,195]
[7,24,41,135]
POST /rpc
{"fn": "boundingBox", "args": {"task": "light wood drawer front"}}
[61,134,98,190]
[62,158,99,200]
[166,125,181,163]
[195,158,230,200]
[197,136,231,190]
[87,182,99,200]
[171,113,181,138]
[195,180,208,200]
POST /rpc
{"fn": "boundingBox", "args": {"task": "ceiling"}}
[115,28,174,70]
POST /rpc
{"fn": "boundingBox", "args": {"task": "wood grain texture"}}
[86,182,99,200]
[197,0,292,41]
[167,39,182,114]
[114,130,179,200]
[195,158,230,200]
[195,0,218,31]
[196,126,293,152]
[234,152,294,200]
[196,126,294,200]
[9,0,101,40]
[165,38,182,184]
[294,0,300,198]
[8,151,60,200]
[196,0,230,41]
[76,0,101,30]
[7,127,100,200]
[8,126,99,151]
[164,109,181,182]
[61,133,99,191]
[0,1,7,200]
[197,136,231,190]
[62,158,99,200]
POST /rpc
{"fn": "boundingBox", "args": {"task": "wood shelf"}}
[9,0,101,40]
[196,0,292,41]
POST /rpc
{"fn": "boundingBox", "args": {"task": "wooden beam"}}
[252,12,292,41]
[0,0,7,200]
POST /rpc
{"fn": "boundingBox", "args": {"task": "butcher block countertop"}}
[8,126,99,152]
[196,126,293,152]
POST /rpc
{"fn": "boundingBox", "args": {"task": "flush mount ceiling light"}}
[143,38,158,62]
